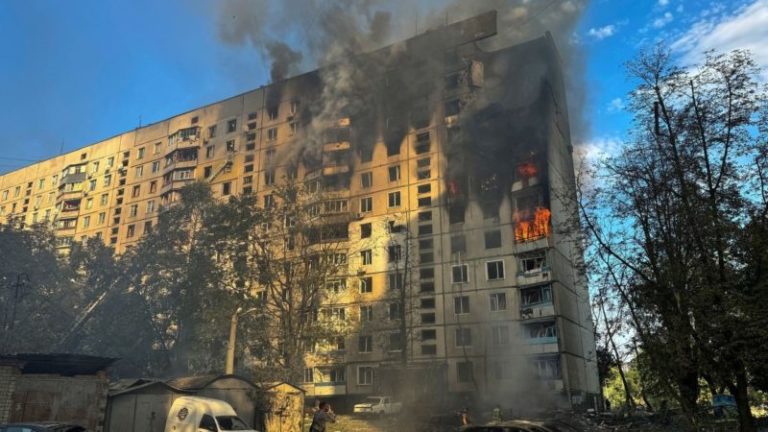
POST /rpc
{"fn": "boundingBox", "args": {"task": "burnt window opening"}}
[482,201,499,220]
[359,145,374,163]
[444,73,460,90]
[360,223,372,239]
[520,251,548,274]
[386,137,401,156]
[448,203,465,224]
[444,99,461,117]
[484,230,502,249]
[267,105,279,121]
[451,234,466,254]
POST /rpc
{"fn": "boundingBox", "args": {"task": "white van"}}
[164,396,259,432]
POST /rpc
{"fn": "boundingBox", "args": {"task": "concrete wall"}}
[9,373,109,431]
[105,387,182,432]
[0,365,20,423]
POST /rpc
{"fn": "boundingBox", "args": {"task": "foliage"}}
[581,47,768,431]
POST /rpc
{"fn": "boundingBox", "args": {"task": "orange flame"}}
[515,207,551,242]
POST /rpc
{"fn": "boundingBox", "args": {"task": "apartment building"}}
[0,12,599,409]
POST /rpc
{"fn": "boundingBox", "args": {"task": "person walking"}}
[309,401,336,432]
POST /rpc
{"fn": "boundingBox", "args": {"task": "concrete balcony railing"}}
[162,158,197,175]
[517,268,552,286]
[161,177,195,192]
[520,303,556,320]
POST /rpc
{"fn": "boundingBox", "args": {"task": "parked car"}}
[0,423,87,432]
[353,396,403,416]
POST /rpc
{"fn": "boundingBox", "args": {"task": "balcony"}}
[168,126,201,150]
[304,382,347,397]
[322,164,350,176]
[323,141,351,152]
[517,268,551,286]
[520,303,555,320]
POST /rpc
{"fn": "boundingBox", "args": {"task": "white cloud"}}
[588,24,617,40]
[607,97,625,113]
[658,0,670,6]
[574,136,623,166]
[672,0,768,79]
[653,11,674,28]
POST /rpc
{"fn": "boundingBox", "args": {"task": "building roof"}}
[166,374,257,391]
[0,353,116,376]
[109,378,190,396]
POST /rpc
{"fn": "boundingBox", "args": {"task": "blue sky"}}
[1,0,766,173]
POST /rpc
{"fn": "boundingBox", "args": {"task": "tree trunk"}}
[731,369,756,432]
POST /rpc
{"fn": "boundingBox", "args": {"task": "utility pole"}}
[1,273,29,351]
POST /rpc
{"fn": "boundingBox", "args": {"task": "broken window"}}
[520,251,547,273]
[448,203,465,224]
[487,260,505,280]
[360,223,372,238]
[484,230,502,249]
[525,321,557,340]
[521,285,553,306]
[451,234,466,254]
[227,119,237,133]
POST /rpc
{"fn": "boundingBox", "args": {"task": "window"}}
[456,328,472,347]
[85,198,93,209]
[244,164,254,173]
[388,245,402,262]
[525,321,558,340]
[330,367,345,382]
[358,336,373,353]
[37,179,45,189]
[533,356,561,379]
[418,224,433,236]
[421,313,436,324]
[199,414,217,432]
[126,224,136,238]
[420,252,434,263]
[89,179,97,191]
[243,175,253,184]
[417,197,432,207]
[419,239,433,250]
[136,147,145,160]
[204,166,212,178]
[359,277,372,293]
[418,211,432,222]
[451,235,466,254]
[147,200,155,213]
[264,194,274,208]
[265,148,276,164]
[389,332,403,351]
[360,197,373,212]
[420,298,435,309]
[149,181,157,193]
[360,305,373,321]
[520,252,547,273]
[264,170,275,186]
[227,119,237,133]
[421,282,435,294]
[388,191,401,207]
[416,345,436,357]
[445,99,461,116]
[222,182,231,196]
[420,267,434,280]
[103,174,112,187]
[132,185,140,198]
[454,296,470,314]
[208,125,217,138]
[361,172,372,188]
[267,127,278,141]
[268,106,279,120]
[290,100,299,114]
[129,204,138,217]
[490,292,507,311]
[485,230,502,249]
[361,249,372,265]
[358,366,374,384]
[98,212,106,224]
[487,260,505,280]
[388,165,401,182]
[206,145,214,158]
[492,325,510,345]
[417,184,431,194]
[360,223,371,238]
[388,273,404,290]
[521,285,553,306]
[388,303,400,320]
[226,140,236,152]
[452,264,468,283]
[320,277,344,294]
[304,368,314,383]
[82,215,90,228]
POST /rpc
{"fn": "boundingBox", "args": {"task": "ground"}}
[302,414,395,432]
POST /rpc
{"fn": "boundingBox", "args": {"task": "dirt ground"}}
[303,414,393,432]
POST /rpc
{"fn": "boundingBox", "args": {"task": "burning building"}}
[0,12,598,410]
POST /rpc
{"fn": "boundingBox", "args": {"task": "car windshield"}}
[215,416,249,431]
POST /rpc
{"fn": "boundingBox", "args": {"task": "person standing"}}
[492,404,503,423]
[309,401,337,432]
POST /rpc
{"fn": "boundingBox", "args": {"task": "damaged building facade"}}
[0,12,599,409]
